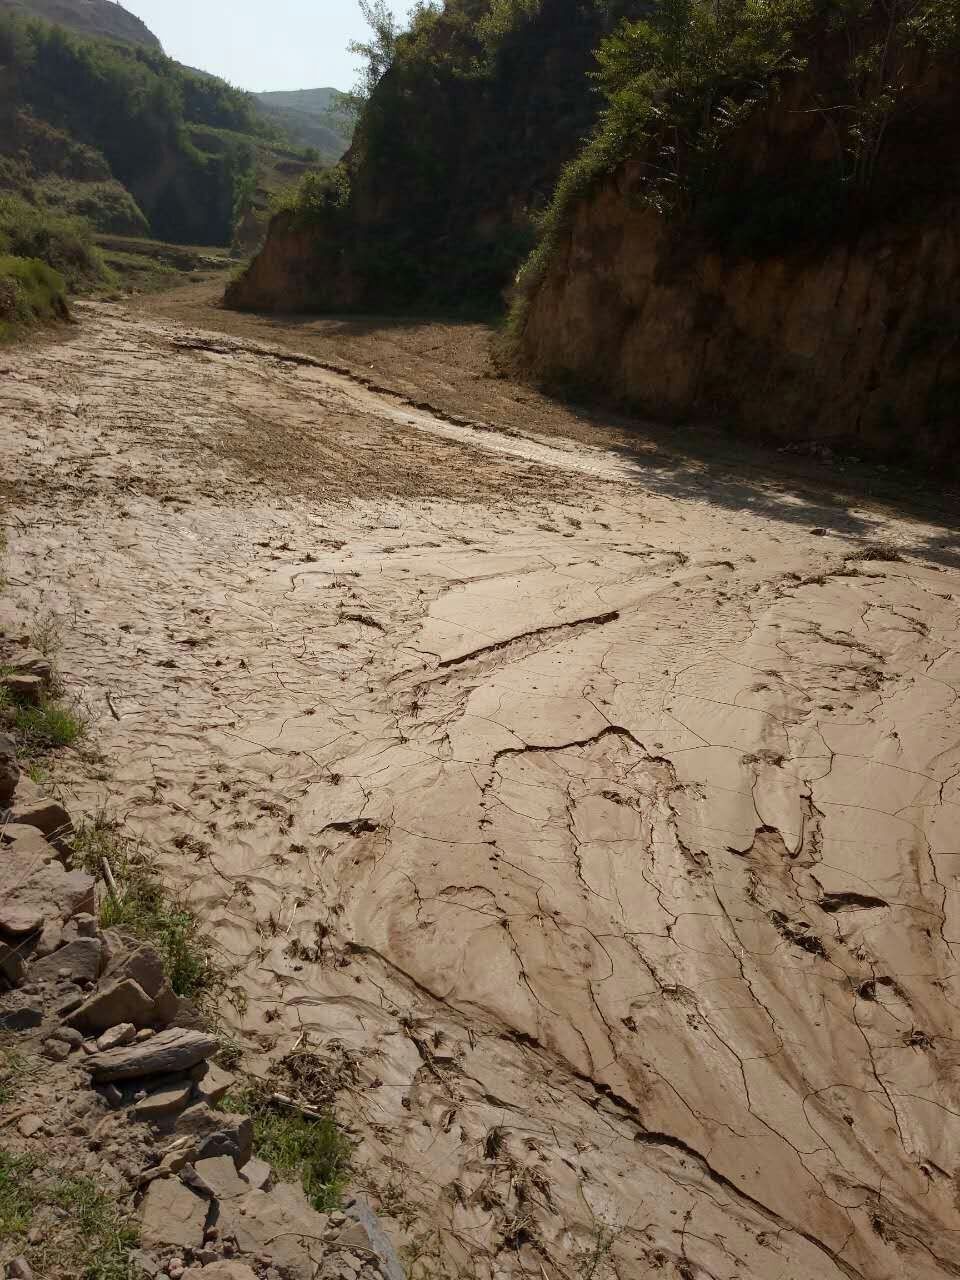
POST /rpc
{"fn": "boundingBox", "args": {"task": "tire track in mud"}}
[2,309,960,1280]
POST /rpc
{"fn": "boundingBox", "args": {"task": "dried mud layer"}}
[1,303,960,1280]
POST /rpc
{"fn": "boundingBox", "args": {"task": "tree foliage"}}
[0,10,270,243]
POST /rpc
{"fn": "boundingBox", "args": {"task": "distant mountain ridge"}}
[0,0,161,48]
[255,87,352,164]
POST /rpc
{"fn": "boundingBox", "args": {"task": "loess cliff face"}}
[228,0,641,314]
[517,181,960,467]
[514,40,960,469]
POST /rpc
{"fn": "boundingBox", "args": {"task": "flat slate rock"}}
[140,1177,208,1250]
[188,1154,250,1200]
[85,1027,218,1081]
[133,1081,193,1121]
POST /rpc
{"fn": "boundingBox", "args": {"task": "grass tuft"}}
[72,815,219,1001]
[0,1151,138,1280]
[220,1084,350,1212]
[9,697,85,750]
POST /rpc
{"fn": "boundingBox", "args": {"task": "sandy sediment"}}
[1,304,959,1279]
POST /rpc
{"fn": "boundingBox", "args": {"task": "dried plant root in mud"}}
[1,303,959,1280]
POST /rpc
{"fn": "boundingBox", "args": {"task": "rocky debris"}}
[175,1103,253,1167]
[140,1178,209,1250]
[0,854,95,936]
[29,937,102,984]
[4,797,73,851]
[182,1264,257,1280]
[85,1027,218,1081]
[67,977,156,1035]
[216,1186,328,1280]
[184,1155,250,1201]
[0,732,19,805]
[5,1258,34,1280]
[0,744,406,1280]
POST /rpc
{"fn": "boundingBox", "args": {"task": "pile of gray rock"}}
[0,735,403,1280]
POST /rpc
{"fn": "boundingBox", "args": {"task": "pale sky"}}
[123,1,399,93]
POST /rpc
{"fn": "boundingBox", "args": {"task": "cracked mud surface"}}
[2,302,960,1279]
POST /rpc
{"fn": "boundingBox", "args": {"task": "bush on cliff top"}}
[510,0,960,326]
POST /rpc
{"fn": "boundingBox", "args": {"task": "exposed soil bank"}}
[1,302,959,1279]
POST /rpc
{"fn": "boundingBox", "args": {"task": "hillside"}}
[255,87,352,163]
[0,7,321,251]
[0,0,160,47]
[228,0,646,314]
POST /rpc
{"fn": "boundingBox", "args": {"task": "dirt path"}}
[2,301,959,1280]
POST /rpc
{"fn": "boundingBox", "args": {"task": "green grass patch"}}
[72,816,219,1001]
[8,697,85,750]
[0,1151,138,1280]
[0,254,69,341]
[0,1050,34,1107]
[0,195,112,293]
[220,1085,350,1212]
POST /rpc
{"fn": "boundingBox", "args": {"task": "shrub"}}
[0,195,111,290]
[0,253,69,338]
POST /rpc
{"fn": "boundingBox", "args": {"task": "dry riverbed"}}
[1,301,959,1280]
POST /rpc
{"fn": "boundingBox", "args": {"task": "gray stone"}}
[175,1103,253,1167]
[32,918,64,958]
[196,1061,235,1107]
[0,857,94,935]
[139,1178,208,1250]
[242,1156,273,1191]
[346,1194,406,1280]
[42,1037,72,1062]
[85,1027,218,1082]
[18,1115,44,1138]
[48,1025,83,1046]
[6,798,73,850]
[133,1082,193,1122]
[0,733,20,807]
[185,1155,249,1201]
[106,941,165,999]
[6,1257,34,1280]
[73,913,97,938]
[30,938,102,984]
[96,1022,137,1051]
[67,978,155,1035]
